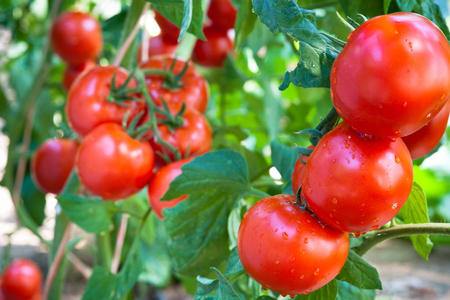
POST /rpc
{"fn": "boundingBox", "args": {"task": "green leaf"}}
[401,182,433,261]
[336,250,382,290]
[223,247,245,282]
[384,0,393,13]
[195,276,219,300]
[21,175,46,226]
[295,279,338,300]
[336,281,376,300]
[228,200,246,250]
[235,0,258,51]
[270,140,297,182]
[338,0,360,18]
[262,78,282,140]
[81,267,116,300]
[212,268,244,300]
[162,150,250,276]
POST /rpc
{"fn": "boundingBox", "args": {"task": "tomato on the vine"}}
[330,12,450,138]
[76,123,154,200]
[136,35,177,64]
[31,139,79,195]
[140,56,209,113]
[66,66,145,137]
[402,100,450,160]
[1,259,43,300]
[50,12,103,66]
[193,26,234,68]
[207,0,237,32]
[238,194,349,296]
[147,157,193,219]
[154,11,180,43]
[62,60,96,92]
[302,122,413,234]
[291,145,314,194]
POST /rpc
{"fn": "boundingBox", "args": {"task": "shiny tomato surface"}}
[207,0,237,32]
[1,259,43,300]
[62,60,96,91]
[193,26,234,68]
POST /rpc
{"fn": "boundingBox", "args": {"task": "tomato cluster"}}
[238,12,450,296]
[0,259,43,300]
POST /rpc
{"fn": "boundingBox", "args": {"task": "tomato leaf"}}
[400,182,433,261]
[336,281,376,300]
[162,150,250,276]
[271,140,297,182]
[336,250,382,290]
[234,0,258,52]
[295,279,338,300]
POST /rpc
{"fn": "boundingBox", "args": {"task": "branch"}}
[111,214,129,274]
[67,253,92,280]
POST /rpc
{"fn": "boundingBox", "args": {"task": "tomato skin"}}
[140,56,209,113]
[237,194,349,296]
[136,35,177,64]
[76,123,154,201]
[31,139,79,195]
[151,107,212,159]
[154,11,180,43]
[193,26,234,68]
[1,259,43,300]
[291,145,314,194]
[50,12,103,66]
[330,12,450,138]
[62,60,96,92]
[147,157,193,219]
[66,66,144,137]
[403,100,450,160]
[207,0,237,32]
[302,123,413,234]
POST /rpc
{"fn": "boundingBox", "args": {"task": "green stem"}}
[96,231,113,270]
[354,223,450,256]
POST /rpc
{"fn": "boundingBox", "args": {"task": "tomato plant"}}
[1,259,42,300]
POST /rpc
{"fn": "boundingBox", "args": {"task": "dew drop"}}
[403,101,407,107]
[360,163,365,170]
[329,213,333,218]
[323,140,328,148]
[321,275,328,281]
[289,257,295,262]
[396,20,401,23]
[303,292,310,295]
[371,225,379,231]
[296,227,301,232]
[441,94,446,100]
[332,157,336,163]
[336,220,340,225]
[304,237,309,244]
[408,41,413,51]
[395,156,400,163]
[395,30,398,34]
[352,154,355,159]
[291,269,295,274]
[395,129,401,135]
[332,198,338,204]
[301,250,306,254]
[282,232,289,240]
[300,275,305,279]
[336,106,342,114]
[332,67,337,74]
[354,233,361,238]
[426,113,432,118]
[312,231,316,236]
[289,295,295,299]
[275,228,278,232]
[352,145,356,151]
[333,78,337,84]
[275,260,280,265]
[344,140,350,149]
[308,188,313,194]
[373,218,379,223]
[262,285,270,290]
[314,268,320,276]
[392,203,398,209]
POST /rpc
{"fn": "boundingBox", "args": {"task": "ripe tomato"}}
[207,0,237,32]
[403,100,450,160]
[147,157,193,219]
[238,194,349,296]
[66,66,145,137]
[302,123,413,234]
[76,123,154,200]
[154,11,180,43]
[193,26,234,68]
[291,145,314,195]
[31,139,79,195]
[1,259,43,300]
[50,12,103,66]
[140,56,209,113]
[136,35,177,64]
[330,12,450,138]
[62,60,96,92]
[151,107,212,159]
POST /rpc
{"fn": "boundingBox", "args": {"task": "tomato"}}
[31,139,79,195]
[147,157,194,219]
[193,26,234,68]
[140,56,209,113]
[403,100,450,160]
[154,11,180,43]
[302,122,413,234]
[76,123,154,200]
[151,107,212,159]
[207,0,237,32]
[237,194,349,296]
[136,35,177,64]
[291,145,314,195]
[50,12,103,66]
[66,66,145,137]
[1,259,43,300]
[330,12,450,138]
[62,60,96,92]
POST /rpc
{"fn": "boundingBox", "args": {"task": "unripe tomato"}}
[154,11,180,43]
[207,0,237,32]
[62,60,96,92]
[140,56,209,113]
[31,139,79,195]
[330,12,450,138]
[291,145,314,194]
[66,66,145,137]
[76,123,154,201]
[1,259,43,300]
[238,194,349,296]
[136,35,177,64]
[147,157,193,219]
[193,26,234,68]
[402,100,450,160]
[50,12,103,66]
[302,123,413,234]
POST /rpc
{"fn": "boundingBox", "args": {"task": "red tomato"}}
[29,291,42,300]
[151,107,212,159]
[140,56,209,113]
[50,12,103,66]
[330,12,450,138]
[193,26,234,68]
[302,123,413,234]
[147,157,193,219]
[31,139,79,194]
[238,194,349,296]
[66,66,145,137]
[403,100,450,159]
[62,60,96,92]
[207,0,237,32]
[76,123,154,200]
[154,11,180,43]
[291,145,314,195]
[1,259,43,300]
[136,35,177,64]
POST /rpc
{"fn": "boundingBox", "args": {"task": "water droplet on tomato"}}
[373,218,379,223]
[332,67,337,74]
[441,94,446,100]
[392,203,398,209]
[352,154,355,159]
[291,269,295,273]
[321,275,328,281]
[395,30,398,34]
[301,250,306,254]
[403,102,407,107]
[344,140,350,149]
[289,257,295,262]
[314,268,320,276]
[300,275,305,279]
[336,106,342,114]
[275,260,279,264]
[332,198,338,204]
[371,225,379,231]
[353,233,361,238]
[275,228,278,232]
[426,113,432,118]
[304,237,309,244]
[282,232,289,240]
[395,156,400,163]
[308,188,312,194]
